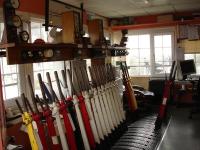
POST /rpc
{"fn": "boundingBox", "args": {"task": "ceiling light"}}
[144,0,149,4]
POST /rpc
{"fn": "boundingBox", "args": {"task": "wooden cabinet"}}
[88,19,104,45]
[62,11,81,43]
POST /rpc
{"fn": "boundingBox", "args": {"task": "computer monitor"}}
[180,59,196,79]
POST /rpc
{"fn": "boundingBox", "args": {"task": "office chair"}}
[189,77,200,119]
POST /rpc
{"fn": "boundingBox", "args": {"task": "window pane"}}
[127,36,138,48]
[195,54,200,63]
[185,54,194,60]
[2,58,17,74]
[154,35,162,47]
[4,85,19,99]
[31,21,49,42]
[139,67,150,75]
[3,74,18,85]
[129,67,139,76]
[196,63,200,74]
[155,66,164,74]
[155,48,163,62]
[154,34,173,75]
[31,22,41,42]
[163,48,172,61]
[139,35,150,48]
[163,66,171,74]
[0,57,19,100]
[163,35,172,47]
[0,23,4,42]
[163,61,172,65]
[127,34,150,76]
[33,61,64,96]
[127,49,139,66]
[155,62,163,67]
[140,49,150,62]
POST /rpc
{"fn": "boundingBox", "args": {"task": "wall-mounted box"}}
[62,11,81,43]
[88,19,104,45]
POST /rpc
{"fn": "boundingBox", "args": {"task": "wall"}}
[179,40,200,53]
[131,76,150,89]
[0,0,45,16]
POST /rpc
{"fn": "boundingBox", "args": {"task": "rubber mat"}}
[111,114,168,150]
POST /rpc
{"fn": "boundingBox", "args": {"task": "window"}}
[0,23,20,100]
[185,54,200,74]
[33,61,65,96]
[0,58,20,100]
[126,34,151,76]
[154,34,172,75]
[126,31,173,76]
[0,23,4,42]
[31,21,49,42]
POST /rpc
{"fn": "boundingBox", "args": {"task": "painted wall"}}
[0,0,45,16]
[131,76,150,89]
[180,40,200,53]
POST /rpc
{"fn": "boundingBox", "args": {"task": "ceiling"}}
[52,0,200,18]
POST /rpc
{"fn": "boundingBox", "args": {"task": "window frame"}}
[126,34,151,76]
[126,27,176,77]
[0,18,67,109]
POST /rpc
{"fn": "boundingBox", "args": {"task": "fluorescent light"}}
[144,0,149,4]
[83,33,89,37]
[56,28,62,32]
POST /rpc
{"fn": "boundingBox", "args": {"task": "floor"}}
[158,107,200,150]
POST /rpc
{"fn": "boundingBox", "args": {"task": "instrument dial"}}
[19,31,29,42]
[10,0,20,9]
[44,49,54,58]
[10,15,22,27]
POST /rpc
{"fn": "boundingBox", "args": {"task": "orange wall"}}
[134,15,157,24]
[0,0,45,16]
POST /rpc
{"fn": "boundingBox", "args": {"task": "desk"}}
[173,81,193,104]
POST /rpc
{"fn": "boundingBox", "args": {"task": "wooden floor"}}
[158,107,200,150]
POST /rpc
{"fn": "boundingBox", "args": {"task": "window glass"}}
[0,23,20,100]
[154,34,172,75]
[127,34,151,76]
[0,23,4,42]
[33,61,65,96]
[31,21,49,42]
[126,33,173,76]
[0,58,19,100]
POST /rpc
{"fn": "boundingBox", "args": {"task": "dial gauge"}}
[44,49,54,58]
[19,31,29,42]
[10,0,20,9]
[9,15,22,27]
[6,0,20,9]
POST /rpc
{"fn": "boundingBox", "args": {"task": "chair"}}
[189,77,200,119]
[132,85,155,108]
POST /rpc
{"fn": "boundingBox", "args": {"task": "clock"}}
[8,15,22,27]
[6,0,20,9]
[44,49,54,58]
[19,31,29,42]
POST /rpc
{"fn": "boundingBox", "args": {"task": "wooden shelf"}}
[111,19,200,31]
[1,42,127,65]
